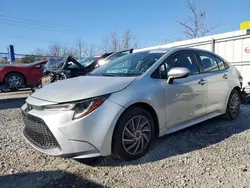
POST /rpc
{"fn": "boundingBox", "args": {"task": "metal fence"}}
[0,52,60,64]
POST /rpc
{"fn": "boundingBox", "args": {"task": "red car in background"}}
[0,60,47,88]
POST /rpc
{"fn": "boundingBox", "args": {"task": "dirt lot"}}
[1,93,250,188]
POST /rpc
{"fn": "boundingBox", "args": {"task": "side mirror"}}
[167,67,190,84]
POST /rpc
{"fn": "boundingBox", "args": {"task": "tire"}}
[113,107,155,161]
[4,73,25,88]
[222,89,241,120]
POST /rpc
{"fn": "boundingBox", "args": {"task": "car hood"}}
[31,76,136,103]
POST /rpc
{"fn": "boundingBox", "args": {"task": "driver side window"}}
[152,51,199,79]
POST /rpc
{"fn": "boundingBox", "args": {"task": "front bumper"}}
[21,96,124,158]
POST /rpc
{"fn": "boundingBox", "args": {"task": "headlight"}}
[42,103,75,111]
[43,95,109,119]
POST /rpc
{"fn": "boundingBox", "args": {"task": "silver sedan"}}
[22,48,241,161]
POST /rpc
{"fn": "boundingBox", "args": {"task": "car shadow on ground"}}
[78,107,250,167]
[0,170,103,188]
[0,98,26,110]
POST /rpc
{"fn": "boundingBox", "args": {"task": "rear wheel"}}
[222,89,241,120]
[4,73,25,88]
[113,107,155,161]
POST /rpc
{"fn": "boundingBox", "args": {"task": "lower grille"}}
[22,112,59,149]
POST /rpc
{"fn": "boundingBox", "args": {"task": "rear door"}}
[195,51,230,114]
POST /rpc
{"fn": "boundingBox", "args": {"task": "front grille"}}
[22,112,59,149]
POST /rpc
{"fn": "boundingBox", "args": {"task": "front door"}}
[161,50,207,129]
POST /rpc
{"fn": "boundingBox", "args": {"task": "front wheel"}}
[113,107,155,161]
[222,89,241,120]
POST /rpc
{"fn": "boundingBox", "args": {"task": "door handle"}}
[198,79,207,85]
[223,74,228,79]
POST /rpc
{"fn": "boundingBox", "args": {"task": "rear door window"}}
[197,51,219,72]
[214,56,229,70]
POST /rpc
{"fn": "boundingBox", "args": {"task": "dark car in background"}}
[40,49,133,87]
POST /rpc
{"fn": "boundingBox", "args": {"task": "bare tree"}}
[83,44,97,57]
[122,30,138,49]
[48,42,61,57]
[100,32,119,52]
[100,29,138,52]
[75,38,85,59]
[61,45,75,57]
[177,0,218,39]
[32,48,47,57]
[74,38,98,58]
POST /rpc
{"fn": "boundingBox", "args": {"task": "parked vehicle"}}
[0,60,47,88]
[241,82,250,103]
[22,48,241,161]
[97,49,133,66]
[39,53,111,88]
[39,49,133,88]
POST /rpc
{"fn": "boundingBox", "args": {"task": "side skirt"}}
[165,112,222,135]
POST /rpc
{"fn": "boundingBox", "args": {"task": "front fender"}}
[109,79,166,137]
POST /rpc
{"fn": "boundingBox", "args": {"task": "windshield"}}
[79,56,98,66]
[90,51,165,77]
[105,51,131,61]
[45,58,66,69]
[69,56,97,68]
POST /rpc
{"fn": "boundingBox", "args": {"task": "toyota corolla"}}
[21,48,241,161]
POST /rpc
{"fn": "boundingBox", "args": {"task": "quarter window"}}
[214,56,229,70]
[198,52,219,72]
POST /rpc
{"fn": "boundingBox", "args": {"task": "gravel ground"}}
[1,96,250,188]
[0,90,31,100]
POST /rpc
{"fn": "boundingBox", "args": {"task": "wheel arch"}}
[111,102,160,153]
[4,71,26,85]
[233,86,241,94]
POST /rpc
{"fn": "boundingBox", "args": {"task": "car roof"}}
[138,47,220,57]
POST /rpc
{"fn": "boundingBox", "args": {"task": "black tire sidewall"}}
[226,89,240,120]
[5,73,24,87]
[113,106,155,161]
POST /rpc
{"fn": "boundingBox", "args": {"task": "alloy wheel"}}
[230,93,240,117]
[8,76,22,87]
[122,115,151,155]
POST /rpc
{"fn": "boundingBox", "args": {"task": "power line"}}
[0,52,59,58]
[0,18,87,33]
[0,32,61,44]
[0,14,165,42]
[0,14,103,36]
[0,21,104,37]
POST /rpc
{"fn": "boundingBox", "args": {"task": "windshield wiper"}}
[101,73,140,77]
[101,73,117,77]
